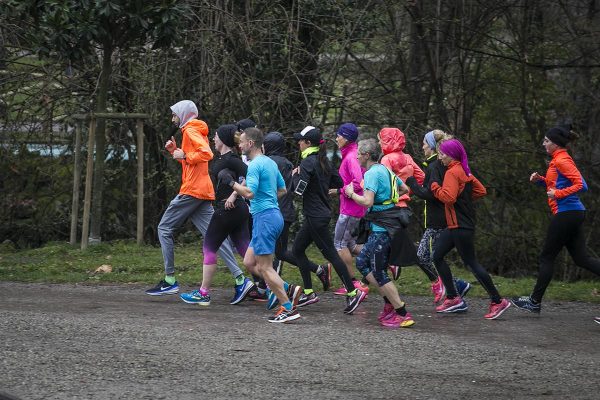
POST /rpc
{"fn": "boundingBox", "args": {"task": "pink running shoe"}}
[333,287,348,296]
[431,277,446,304]
[484,298,511,320]
[378,303,395,322]
[381,312,415,328]
[435,296,468,313]
[353,280,369,295]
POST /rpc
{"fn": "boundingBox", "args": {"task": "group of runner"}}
[145,99,600,326]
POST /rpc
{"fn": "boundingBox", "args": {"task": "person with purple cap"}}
[328,123,368,295]
[430,138,511,320]
[512,126,600,325]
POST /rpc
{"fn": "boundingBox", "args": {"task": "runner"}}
[227,127,302,323]
[511,126,600,325]
[345,138,415,328]
[291,126,367,313]
[430,138,511,320]
[406,129,471,303]
[145,101,246,300]
[179,124,254,306]
[328,123,367,295]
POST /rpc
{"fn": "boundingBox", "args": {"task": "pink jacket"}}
[338,142,367,218]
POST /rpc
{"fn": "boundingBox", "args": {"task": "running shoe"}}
[354,279,369,294]
[431,277,445,304]
[286,284,302,308]
[594,316,600,325]
[343,289,367,314]
[511,296,541,314]
[268,306,301,323]
[316,263,332,291]
[456,279,471,298]
[266,289,279,310]
[381,312,415,328]
[333,287,348,296]
[389,265,401,281]
[145,280,179,296]
[247,287,268,302]
[378,303,395,322]
[297,292,319,308]
[435,296,468,313]
[180,289,210,306]
[484,298,511,320]
[230,277,255,305]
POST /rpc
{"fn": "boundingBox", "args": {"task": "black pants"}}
[293,216,354,291]
[532,210,600,302]
[273,221,319,271]
[433,228,501,303]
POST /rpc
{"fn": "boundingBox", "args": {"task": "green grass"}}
[1,240,599,303]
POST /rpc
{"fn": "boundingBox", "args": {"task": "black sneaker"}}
[145,280,179,296]
[286,284,302,308]
[511,296,541,314]
[268,306,301,323]
[317,263,332,291]
[297,292,319,308]
[343,289,367,314]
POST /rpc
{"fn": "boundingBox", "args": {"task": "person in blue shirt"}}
[226,127,302,323]
[344,138,415,328]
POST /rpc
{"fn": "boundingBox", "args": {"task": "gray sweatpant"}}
[157,194,243,278]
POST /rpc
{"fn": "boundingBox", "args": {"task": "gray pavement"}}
[0,282,598,399]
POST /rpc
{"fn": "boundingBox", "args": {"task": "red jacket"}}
[430,161,486,229]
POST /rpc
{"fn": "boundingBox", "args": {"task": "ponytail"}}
[318,140,331,175]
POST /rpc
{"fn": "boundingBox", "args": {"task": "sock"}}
[282,301,292,311]
[383,296,391,304]
[283,281,289,291]
[395,304,407,316]
[304,288,314,295]
[235,274,245,286]
[347,289,357,297]
[165,275,176,285]
[199,287,209,297]
[316,265,323,275]
[360,277,369,286]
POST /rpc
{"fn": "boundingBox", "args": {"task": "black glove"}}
[405,176,417,189]
[218,169,235,187]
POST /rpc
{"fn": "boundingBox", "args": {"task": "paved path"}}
[0,282,598,399]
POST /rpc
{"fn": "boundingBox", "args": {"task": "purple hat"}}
[439,139,471,176]
[336,123,359,142]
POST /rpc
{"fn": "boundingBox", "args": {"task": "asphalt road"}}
[0,282,598,399]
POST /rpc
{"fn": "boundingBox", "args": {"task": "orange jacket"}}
[177,119,215,200]
[430,161,486,229]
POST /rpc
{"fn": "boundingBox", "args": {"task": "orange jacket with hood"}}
[170,100,215,200]
[379,127,426,207]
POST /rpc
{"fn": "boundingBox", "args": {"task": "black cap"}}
[236,118,256,131]
[293,126,322,144]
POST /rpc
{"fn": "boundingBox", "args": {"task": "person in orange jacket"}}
[145,100,248,298]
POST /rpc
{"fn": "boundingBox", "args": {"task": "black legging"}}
[292,216,355,291]
[433,228,501,303]
[273,221,319,271]
[532,210,600,302]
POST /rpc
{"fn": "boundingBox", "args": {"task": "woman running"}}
[179,124,254,306]
[345,138,415,328]
[291,126,367,313]
[512,126,600,324]
[430,138,511,320]
[406,130,471,304]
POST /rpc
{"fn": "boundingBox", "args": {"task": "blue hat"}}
[336,123,359,142]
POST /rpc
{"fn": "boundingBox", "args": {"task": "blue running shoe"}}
[180,289,211,306]
[511,296,541,314]
[230,277,255,305]
[145,280,179,296]
[266,289,279,310]
[455,279,471,298]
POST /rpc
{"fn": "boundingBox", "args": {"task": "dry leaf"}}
[94,264,113,274]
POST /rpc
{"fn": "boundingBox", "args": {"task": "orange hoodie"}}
[178,119,215,200]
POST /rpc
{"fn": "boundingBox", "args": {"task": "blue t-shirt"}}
[246,155,286,215]
[363,163,403,232]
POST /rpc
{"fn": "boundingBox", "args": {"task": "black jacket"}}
[264,132,295,222]
[406,153,447,229]
[292,152,343,218]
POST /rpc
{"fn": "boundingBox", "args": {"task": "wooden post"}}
[69,122,83,245]
[81,118,96,250]
[136,119,144,245]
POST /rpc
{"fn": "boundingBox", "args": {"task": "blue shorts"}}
[250,208,284,255]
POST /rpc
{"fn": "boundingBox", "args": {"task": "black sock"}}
[395,305,407,316]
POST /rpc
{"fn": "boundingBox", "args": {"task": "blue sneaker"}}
[266,289,279,310]
[145,280,179,296]
[230,277,255,305]
[511,296,541,314]
[455,279,471,298]
[180,289,211,306]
